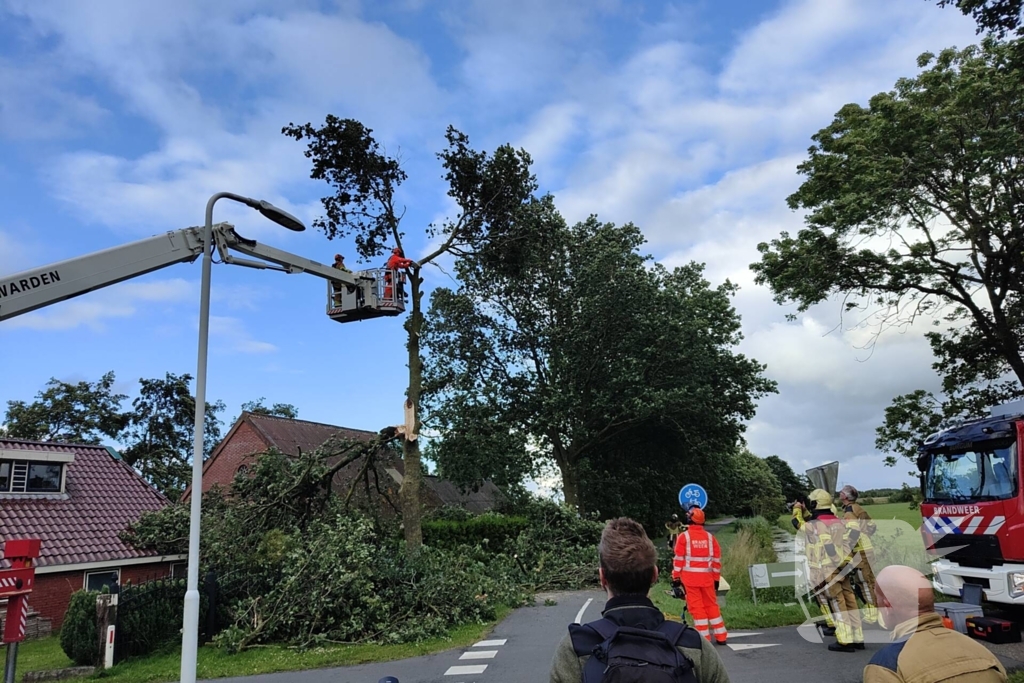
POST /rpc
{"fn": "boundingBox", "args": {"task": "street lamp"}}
[180,193,305,683]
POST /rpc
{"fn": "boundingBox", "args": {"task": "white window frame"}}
[0,459,68,494]
[83,568,121,592]
[171,562,187,579]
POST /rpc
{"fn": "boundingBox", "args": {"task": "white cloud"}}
[209,316,277,354]
[0,0,985,493]
[2,278,192,331]
[502,0,978,491]
[4,1,444,237]
[0,59,108,140]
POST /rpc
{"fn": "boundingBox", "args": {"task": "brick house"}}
[185,412,504,514]
[0,439,183,633]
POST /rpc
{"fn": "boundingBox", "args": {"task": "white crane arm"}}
[0,223,377,323]
[0,227,208,321]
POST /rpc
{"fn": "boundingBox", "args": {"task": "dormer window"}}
[0,449,74,494]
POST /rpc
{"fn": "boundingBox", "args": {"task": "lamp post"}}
[180,193,305,683]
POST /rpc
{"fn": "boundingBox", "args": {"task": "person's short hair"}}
[841,485,859,501]
[599,517,657,596]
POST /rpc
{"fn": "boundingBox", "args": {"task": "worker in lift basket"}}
[331,254,352,306]
[383,247,413,302]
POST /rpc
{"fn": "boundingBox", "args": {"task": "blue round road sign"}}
[679,483,708,510]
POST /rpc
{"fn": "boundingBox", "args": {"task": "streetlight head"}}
[256,200,306,232]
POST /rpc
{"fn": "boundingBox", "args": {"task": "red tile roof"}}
[246,414,377,455]
[0,439,171,569]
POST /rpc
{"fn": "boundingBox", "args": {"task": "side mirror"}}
[916,454,930,473]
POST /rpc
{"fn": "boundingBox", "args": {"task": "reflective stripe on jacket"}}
[794,510,845,574]
[672,525,721,587]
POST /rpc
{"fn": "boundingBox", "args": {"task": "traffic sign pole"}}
[4,643,17,683]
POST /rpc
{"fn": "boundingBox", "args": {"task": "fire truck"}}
[918,400,1024,604]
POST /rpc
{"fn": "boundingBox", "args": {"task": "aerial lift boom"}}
[0,223,404,323]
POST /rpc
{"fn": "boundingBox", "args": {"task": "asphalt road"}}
[208,588,1024,683]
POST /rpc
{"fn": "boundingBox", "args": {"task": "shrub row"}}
[422,514,529,551]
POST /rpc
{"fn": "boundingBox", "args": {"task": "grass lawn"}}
[14,607,511,683]
[648,579,807,630]
[15,636,73,682]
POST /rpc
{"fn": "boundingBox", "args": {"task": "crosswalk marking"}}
[460,650,498,660]
[445,665,488,675]
[474,639,507,647]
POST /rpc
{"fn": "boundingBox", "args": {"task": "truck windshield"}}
[925,441,1018,502]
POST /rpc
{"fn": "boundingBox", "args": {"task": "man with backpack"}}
[549,517,730,683]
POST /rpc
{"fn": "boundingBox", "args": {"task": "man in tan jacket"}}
[864,565,1006,682]
[549,517,730,683]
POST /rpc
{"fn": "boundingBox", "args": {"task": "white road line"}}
[445,665,488,676]
[474,639,507,647]
[460,650,498,660]
[575,598,594,624]
[727,643,779,651]
[724,632,763,638]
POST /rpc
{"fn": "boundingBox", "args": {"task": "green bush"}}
[60,590,99,666]
[116,578,208,661]
[422,513,529,551]
[424,505,474,522]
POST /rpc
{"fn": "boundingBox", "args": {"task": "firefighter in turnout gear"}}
[666,513,687,552]
[673,507,728,644]
[792,503,837,636]
[840,484,879,624]
[792,489,864,652]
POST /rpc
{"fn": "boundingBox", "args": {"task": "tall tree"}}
[239,398,299,420]
[936,0,1024,37]
[751,40,1024,466]
[716,449,787,520]
[2,371,127,444]
[120,373,224,499]
[423,200,776,511]
[284,118,536,552]
[764,455,811,504]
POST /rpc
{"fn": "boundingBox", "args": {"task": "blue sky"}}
[0,0,980,492]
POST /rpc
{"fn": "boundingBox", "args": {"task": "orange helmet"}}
[688,507,705,525]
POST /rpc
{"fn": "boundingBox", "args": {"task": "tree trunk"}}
[401,268,425,554]
[552,443,580,511]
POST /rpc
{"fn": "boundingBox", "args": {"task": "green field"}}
[779,501,924,533]
[859,501,927,528]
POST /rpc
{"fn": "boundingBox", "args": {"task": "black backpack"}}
[568,617,701,683]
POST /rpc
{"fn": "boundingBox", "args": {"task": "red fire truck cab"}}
[918,400,1024,604]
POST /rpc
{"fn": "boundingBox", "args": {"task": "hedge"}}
[422,513,529,551]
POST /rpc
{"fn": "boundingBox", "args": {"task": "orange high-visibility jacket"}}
[672,525,721,588]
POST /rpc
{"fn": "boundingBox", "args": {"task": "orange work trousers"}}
[684,583,727,643]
